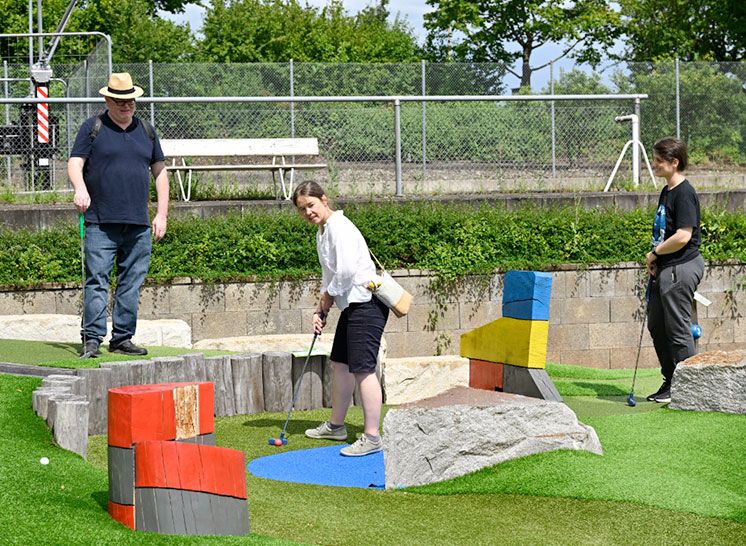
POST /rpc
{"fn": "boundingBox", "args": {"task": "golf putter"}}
[269,328,321,447]
[78,214,96,359]
[628,276,652,406]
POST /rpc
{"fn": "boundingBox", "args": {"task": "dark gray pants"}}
[647,254,705,382]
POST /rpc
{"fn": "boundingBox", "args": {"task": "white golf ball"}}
[39,457,49,465]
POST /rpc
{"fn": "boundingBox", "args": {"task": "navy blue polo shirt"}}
[70,112,164,226]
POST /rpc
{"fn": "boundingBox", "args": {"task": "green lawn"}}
[1,362,745,545]
[0,339,232,369]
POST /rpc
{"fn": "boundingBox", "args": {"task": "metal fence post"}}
[550,61,556,178]
[394,98,403,197]
[289,59,295,138]
[675,58,680,139]
[421,59,427,180]
[149,59,155,126]
[633,98,641,185]
[3,60,10,185]
[84,59,90,118]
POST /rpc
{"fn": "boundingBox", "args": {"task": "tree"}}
[424,0,621,89]
[197,0,420,63]
[619,0,746,61]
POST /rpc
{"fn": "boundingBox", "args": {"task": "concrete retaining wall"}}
[3,262,745,368]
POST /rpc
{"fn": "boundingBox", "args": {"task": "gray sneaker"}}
[305,421,348,441]
[340,434,383,457]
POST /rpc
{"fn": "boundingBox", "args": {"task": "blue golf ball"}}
[692,324,702,339]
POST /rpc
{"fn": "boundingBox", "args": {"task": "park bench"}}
[159,137,327,201]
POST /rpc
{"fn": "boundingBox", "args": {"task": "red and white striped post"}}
[36,85,49,144]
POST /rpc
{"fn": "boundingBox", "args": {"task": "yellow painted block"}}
[460,317,548,368]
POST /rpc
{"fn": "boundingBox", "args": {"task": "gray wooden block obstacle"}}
[262,352,292,412]
[152,356,188,384]
[51,398,89,458]
[503,366,563,402]
[292,352,324,411]
[135,488,249,536]
[74,367,113,435]
[231,354,264,414]
[205,355,236,416]
[32,349,332,462]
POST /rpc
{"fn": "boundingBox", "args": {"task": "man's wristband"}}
[651,249,659,257]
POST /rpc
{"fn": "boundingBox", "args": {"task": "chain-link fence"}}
[2,53,744,198]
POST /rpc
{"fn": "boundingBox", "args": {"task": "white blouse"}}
[316,210,376,311]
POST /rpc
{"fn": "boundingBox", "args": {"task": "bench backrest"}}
[160,138,319,158]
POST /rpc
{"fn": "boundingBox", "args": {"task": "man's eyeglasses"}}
[111,98,135,106]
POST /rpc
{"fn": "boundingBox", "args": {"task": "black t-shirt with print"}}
[652,179,701,268]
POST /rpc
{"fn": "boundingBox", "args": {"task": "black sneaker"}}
[646,382,670,402]
[108,340,148,356]
[652,387,671,403]
[80,340,101,357]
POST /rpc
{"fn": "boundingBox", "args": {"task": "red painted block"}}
[135,441,247,499]
[469,359,504,391]
[198,382,214,434]
[108,500,135,529]
[108,383,215,448]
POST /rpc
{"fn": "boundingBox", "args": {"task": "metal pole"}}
[632,102,641,186]
[421,59,427,180]
[149,59,155,126]
[84,59,90,118]
[394,98,402,197]
[3,61,10,186]
[36,0,43,62]
[675,58,680,139]
[289,59,295,138]
[28,0,34,95]
[550,61,556,178]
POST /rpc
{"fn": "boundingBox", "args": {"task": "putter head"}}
[268,436,288,447]
[79,351,97,359]
[627,392,636,407]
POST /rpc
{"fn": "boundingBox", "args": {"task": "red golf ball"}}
[273,439,283,446]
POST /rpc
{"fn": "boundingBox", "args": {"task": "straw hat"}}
[99,72,144,99]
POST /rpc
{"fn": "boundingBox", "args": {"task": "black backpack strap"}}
[89,115,103,140]
[140,118,156,141]
[89,115,155,141]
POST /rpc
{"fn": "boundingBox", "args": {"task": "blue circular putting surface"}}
[248,445,385,489]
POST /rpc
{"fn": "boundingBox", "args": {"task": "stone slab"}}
[0,314,191,348]
[383,355,469,404]
[383,386,602,489]
[670,350,746,414]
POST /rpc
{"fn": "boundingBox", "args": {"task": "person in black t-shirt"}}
[644,138,704,403]
[68,73,169,358]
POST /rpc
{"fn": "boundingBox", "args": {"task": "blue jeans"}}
[82,223,151,345]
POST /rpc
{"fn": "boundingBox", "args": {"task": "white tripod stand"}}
[604,114,657,192]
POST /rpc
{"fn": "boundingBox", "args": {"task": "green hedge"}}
[0,203,744,287]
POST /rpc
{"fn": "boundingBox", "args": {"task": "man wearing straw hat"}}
[68,72,169,357]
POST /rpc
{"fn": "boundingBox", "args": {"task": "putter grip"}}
[79,213,85,238]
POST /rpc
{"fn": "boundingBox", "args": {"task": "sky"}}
[163,1,612,91]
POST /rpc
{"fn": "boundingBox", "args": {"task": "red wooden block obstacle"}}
[107,382,248,535]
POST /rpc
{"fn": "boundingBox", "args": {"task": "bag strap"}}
[368,249,386,272]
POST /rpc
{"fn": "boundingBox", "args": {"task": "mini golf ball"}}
[692,324,702,339]
[39,457,49,465]
[273,439,283,446]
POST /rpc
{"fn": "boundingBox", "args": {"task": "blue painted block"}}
[502,271,553,321]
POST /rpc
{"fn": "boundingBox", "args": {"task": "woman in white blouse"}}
[293,181,389,457]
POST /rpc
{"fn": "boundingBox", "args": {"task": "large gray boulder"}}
[671,350,746,414]
[383,386,602,489]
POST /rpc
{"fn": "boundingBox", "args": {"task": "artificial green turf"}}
[0,375,293,545]
[0,339,232,369]
[5,362,746,545]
